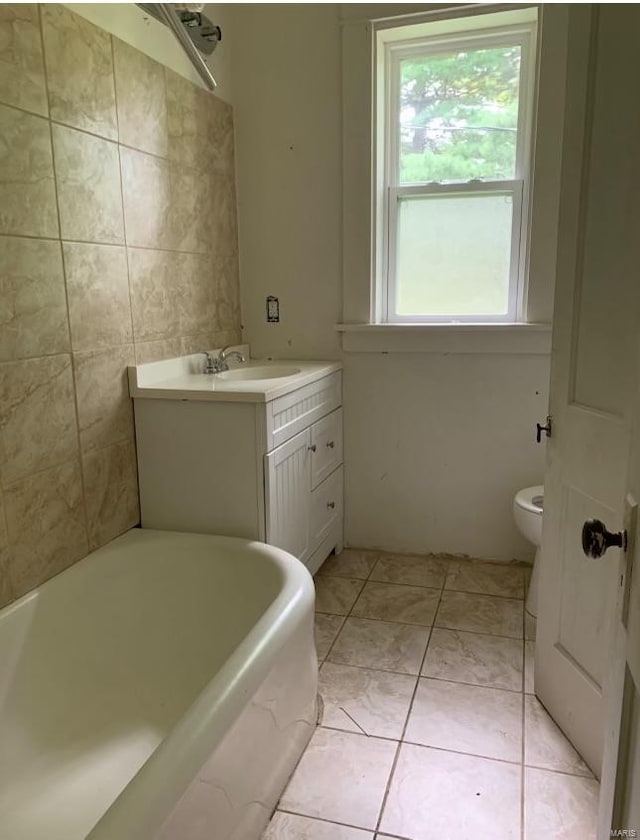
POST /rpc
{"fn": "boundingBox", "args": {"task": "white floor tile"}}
[279,728,397,830]
[320,549,378,580]
[315,576,365,615]
[276,554,594,840]
[422,628,523,692]
[352,581,440,626]
[329,617,430,675]
[315,614,345,661]
[319,661,416,739]
[524,767,598,840]
[379,743,521,840]
[405,678,522,763]
[435,591,523,639]
[524,641,535,694]
[445,560,525,599]
[369,553,448,588]
[524,696,593,777]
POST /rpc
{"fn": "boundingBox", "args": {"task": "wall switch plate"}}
[266,296,279,323]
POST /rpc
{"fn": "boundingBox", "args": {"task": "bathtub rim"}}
[89,529,317,839]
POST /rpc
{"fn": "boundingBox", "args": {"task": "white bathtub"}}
[0,529,317,840]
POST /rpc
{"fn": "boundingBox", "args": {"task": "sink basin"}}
[216,365,301,381]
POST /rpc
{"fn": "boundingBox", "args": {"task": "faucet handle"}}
[201,351,216,374]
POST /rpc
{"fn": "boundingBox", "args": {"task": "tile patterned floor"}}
[263,549,599,840]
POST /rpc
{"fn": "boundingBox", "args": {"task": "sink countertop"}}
[128,348,342,403]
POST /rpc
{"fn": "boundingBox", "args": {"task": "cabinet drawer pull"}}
[308,444,317,452]
[326,440,335,449]
[327,501,336,510]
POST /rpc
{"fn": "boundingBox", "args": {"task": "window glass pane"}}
[399,45,521,184]
[395,192,513,316]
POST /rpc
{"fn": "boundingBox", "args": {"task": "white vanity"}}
[129,346,344,574]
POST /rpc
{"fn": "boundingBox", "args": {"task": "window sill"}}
[335,322,552,354]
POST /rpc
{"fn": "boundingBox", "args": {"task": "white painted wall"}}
[228,4,562,560]
[231,4,343,360]
[344,352,550,561]
[67,3,234,103]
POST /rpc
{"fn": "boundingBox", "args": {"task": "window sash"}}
[379,22,536,324]
[385,180,524,323]
[387,26,534,189]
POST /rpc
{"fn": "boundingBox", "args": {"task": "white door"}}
[536,5,640,777]
[598,359,640,836]
[265,428,312,563]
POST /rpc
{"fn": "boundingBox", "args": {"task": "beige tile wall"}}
[0,4,242,607]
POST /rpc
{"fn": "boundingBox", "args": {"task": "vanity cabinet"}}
[133,370,343,575]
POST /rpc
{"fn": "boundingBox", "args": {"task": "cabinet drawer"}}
[266,372,342,451]
[310,466,343,551]
[310,408,343,489]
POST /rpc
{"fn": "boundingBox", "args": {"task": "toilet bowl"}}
[513,485,544,617]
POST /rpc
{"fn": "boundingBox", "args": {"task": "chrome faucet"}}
[201,347,246,374]
[217,346,246,370]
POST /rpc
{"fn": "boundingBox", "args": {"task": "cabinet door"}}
[265,428,312,563]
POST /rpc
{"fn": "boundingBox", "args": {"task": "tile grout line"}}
[316,554,411,838]
[318,556,524,683]
[275,807,413,840]
[306,556,588,840]
[0,11,225,376]
[0,94,48,123]
[319,657,525,695]
[315,628,522,694]
[0,343,140,372]
[372,561,449,836]
[316,723,529,770]
[0,430,135,495]
[318,572,444,592]
[0,229,222,259]
[72,340,137,359]
[109,32,138,360]
[318,563,371,680]
[316,606,524,640]
[523,761,596,781]
[291,563,368,833]
[0,93,216,177]
[375,834,413,840]
[36,3,92,548]
[318,569,525,601]
[317,722,597,780]
[1,8,240,599]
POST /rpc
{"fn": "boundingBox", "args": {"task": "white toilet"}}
[513,485,544,617]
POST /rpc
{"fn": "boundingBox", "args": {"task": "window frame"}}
[378,21,538,324]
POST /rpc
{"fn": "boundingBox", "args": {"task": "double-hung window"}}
[377,13,537,323]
